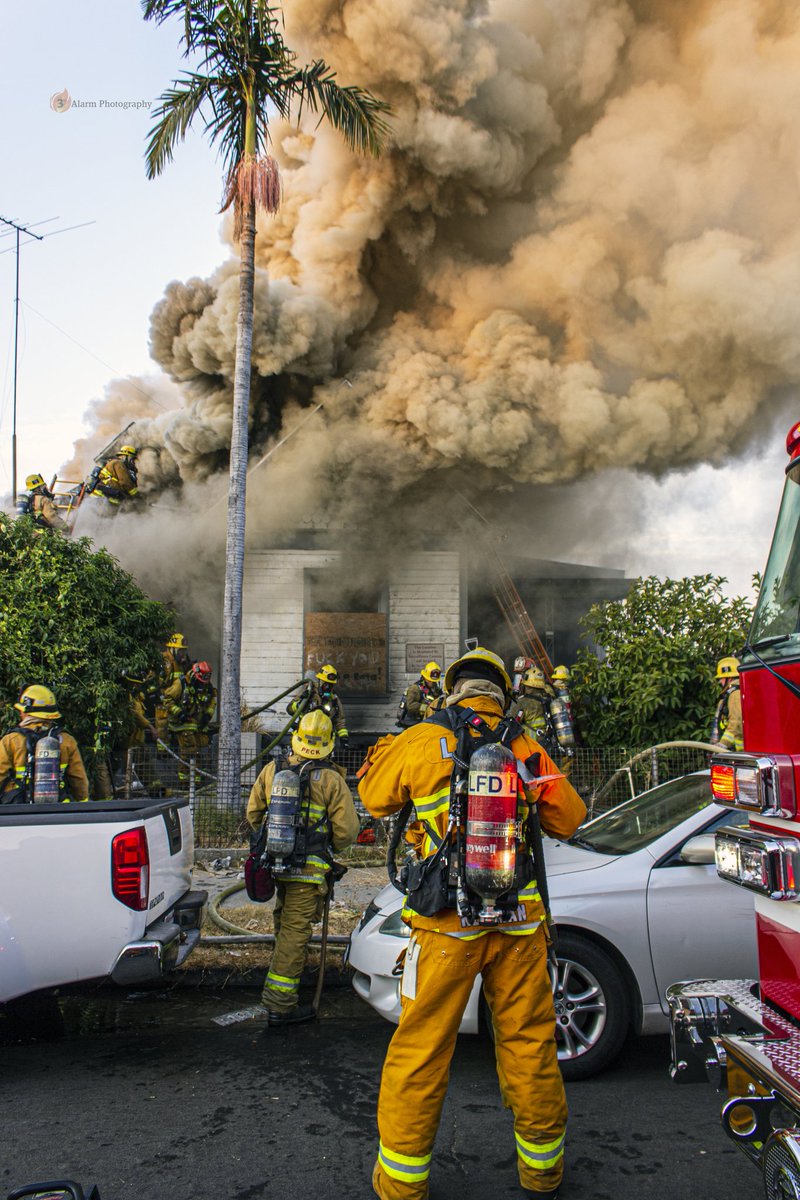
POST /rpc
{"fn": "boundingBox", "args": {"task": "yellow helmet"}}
[522,666,546,690]
[25,473,46,490]
[444,647,512,695]
[716,656,740,681]
[119,445,137,458]
[14,685,61,720]
[316,664,338,685]
[552,665,571,685]
[167,633,187,650]
[421,661,442,683]
[292,710,335,759]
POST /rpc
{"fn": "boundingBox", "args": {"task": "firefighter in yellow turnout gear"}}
[712,656,743,751]
[0,686,89,802]
[90,445,140,507]
[246,711,360,1025]
[19,474,68,532]
[288,665,349,747]
[165,662,217,778]
[359,648,586,1200]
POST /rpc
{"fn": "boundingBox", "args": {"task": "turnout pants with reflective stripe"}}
[261,880,325,1012]
[373,924,566,1199]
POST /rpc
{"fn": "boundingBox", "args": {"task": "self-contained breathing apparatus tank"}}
[32,733,61,803]
[265,768,301,872]
[464,742,520,924]
[549,696,575,750]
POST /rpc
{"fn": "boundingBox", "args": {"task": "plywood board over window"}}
[304,612,388,696]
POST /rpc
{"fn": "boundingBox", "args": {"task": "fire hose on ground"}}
[204,882,348,947]
[204,881,346,1015]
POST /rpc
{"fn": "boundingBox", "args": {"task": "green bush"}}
[0,514,173,759]
[572,575,754,746]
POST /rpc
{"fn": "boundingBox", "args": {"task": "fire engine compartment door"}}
[646,810,757,1013]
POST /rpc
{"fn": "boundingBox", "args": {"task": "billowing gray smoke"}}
[64,0,800,635]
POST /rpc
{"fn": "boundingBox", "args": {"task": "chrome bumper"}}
[111,889,207,986]
[667,978,762,1085]
[668,978,800,1178]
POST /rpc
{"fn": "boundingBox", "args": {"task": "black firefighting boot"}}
[267,1004,316,1026]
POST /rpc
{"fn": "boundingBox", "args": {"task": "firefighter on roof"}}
[246,710,360,1024]
[17,474,68,532]
[0,686,89,803]
[358,647,586,1200]
[288,664,349,747]
[711,656,743,751]
[88,445,140,506]
[397,662,443,727]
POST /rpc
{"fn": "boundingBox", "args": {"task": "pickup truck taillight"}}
[111,827,150,911]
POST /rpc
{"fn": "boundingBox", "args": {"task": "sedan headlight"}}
[716,825,800,900]
[379,909,411,938]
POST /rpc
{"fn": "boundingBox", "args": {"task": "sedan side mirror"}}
[679,834,716,865]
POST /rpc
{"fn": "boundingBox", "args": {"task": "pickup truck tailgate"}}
[142,800,194,922]
[0,798,197,1003]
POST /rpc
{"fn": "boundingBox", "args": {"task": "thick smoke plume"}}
[67,0,800,622]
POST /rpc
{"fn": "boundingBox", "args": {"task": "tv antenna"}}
[0,214,94,503]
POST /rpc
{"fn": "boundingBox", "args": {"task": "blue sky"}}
[0,1,226,492]
[0,1,789,599]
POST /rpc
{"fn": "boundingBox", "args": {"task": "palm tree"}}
[143,0,390,805]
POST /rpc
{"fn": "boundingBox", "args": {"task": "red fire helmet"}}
[191,661,212,684]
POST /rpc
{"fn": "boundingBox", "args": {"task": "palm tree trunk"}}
[217,195,256,807]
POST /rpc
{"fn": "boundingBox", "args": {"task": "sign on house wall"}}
[304,612,388,695]
[405,643,445,674]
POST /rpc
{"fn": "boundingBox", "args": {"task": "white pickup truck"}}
[0,796,207,1003]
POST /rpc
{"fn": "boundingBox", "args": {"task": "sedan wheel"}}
[481,931,630,1082]
[550,932,630,1081]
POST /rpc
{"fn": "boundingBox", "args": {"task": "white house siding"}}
[241,549,462,735]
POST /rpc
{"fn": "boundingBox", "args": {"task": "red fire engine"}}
[669,419,800,1198]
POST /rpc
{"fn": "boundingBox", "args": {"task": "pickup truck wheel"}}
[550,932,630,1081]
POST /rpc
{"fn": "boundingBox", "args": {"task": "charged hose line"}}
[241,679,307,722]
[205,881,348,956]
[189,696,311,801]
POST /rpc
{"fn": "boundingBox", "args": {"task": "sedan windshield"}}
[572,774,712,856]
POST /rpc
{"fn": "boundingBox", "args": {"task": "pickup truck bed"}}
[0,797,207,1003]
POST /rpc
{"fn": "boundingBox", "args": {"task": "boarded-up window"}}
[304,612,388,696]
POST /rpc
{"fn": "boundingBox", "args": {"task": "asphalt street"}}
[2,985,760,1200]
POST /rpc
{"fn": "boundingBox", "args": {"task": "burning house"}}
[240,540,629,736]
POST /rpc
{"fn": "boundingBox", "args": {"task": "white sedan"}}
[347,772,755,1080]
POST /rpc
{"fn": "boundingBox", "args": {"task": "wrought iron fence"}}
[120,736,716,848]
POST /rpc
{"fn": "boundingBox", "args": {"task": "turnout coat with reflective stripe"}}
[0,727,89,802]
[246,755,360,884]
[358,694,586,936]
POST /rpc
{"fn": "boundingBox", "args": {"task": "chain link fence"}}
[121,736,715,848]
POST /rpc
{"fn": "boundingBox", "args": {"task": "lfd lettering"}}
[470,773,513,795]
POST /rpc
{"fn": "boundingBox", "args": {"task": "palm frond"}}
[145,73,216,178]
[283,61,392,157]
